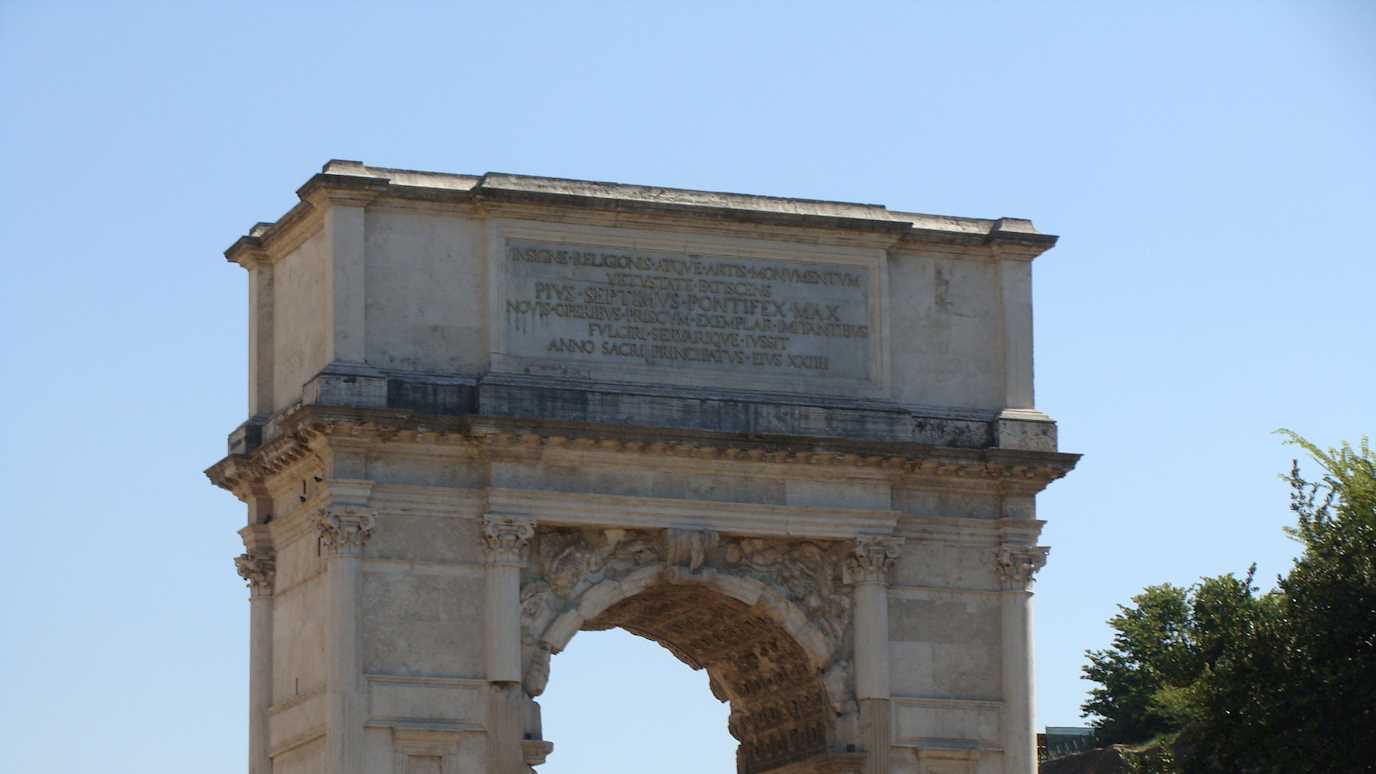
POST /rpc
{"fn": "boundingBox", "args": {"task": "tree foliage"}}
[1080,432,1376,772]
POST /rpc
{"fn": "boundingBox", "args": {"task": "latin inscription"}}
[503,240,872,381]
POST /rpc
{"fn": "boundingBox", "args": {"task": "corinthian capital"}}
[483,514,536,565]
[995,544,1049,591]
[317,508,376,558]
[234,550,276,597]
[847,535,905,585]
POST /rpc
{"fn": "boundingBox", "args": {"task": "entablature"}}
[206,404,1079,501]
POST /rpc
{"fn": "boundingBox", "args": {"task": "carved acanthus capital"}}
[483,515,536,565]
[317,508,376,558]
[234,550,276,596]
[847,535,904,585]
[995,544,1049,591]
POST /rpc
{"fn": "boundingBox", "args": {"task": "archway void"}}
[540,627,734,774]
[535,580,835,774]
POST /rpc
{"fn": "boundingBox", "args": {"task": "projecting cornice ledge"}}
[224,160,1059,265]
[204,404,1080,498]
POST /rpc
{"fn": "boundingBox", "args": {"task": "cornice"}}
[205,433,319,502]
[224,196,323,267]
[224,160,1060,266]
[205,405,1079,496]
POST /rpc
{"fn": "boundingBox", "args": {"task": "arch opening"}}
[520,527,856,774]
[583,582,832,774]
[540,627,735,773]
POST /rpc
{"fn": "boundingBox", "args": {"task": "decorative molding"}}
[317,508,376,558]
[268,686,325,717]
[888,585,1004,601]
[891,696,1004,711]
[491,487,898,540]
[365,673,489,689]
[898,737,1002,753]
[363,484,486,518]
[522,739,554,767]
[268,725,326,758]
[205,407,1079,497]
[227,164,1056,277]
[361,560,485,579]
[365,719,483,733]
[897,516,1043,548]
[994,544,1049,591]
[846,535,905,585]
[481,514,535,565]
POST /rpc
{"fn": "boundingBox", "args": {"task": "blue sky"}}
[1,2,1371,772]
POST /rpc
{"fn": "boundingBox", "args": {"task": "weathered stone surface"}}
[208,162,1077,774]
[503,239,875,382]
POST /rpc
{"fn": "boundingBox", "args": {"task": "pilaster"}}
[245,254,275,419]
[305,176,375,367]
[995,250,1034,412]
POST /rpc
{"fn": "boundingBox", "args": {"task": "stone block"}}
[575,580,624,620]
[542,610,584,653]
[994,411,1058,452]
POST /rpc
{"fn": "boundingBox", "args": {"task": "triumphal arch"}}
[207,161,1078,774]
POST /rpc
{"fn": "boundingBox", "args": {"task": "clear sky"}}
[1,2,1371,772]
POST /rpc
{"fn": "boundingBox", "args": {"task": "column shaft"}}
[1002,590,1035,774]
[325,554,364,774]
[853,580,890,700]
[485,561,523,682]
[859,698,892,774]
[248,592,274,774]
[236,541,276,774]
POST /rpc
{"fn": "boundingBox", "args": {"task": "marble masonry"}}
[207,160,1079,774]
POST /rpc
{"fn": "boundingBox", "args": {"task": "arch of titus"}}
[207,160,1078,774]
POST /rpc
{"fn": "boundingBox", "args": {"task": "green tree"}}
[1080,433,1376,773]
[1265,431,1376,771]
[1168,570,1287,772]
[1081,583,1197,744]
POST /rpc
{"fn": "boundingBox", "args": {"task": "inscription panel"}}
[502,240,874,385]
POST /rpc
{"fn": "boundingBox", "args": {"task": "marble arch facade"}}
[208,161,1078,774]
